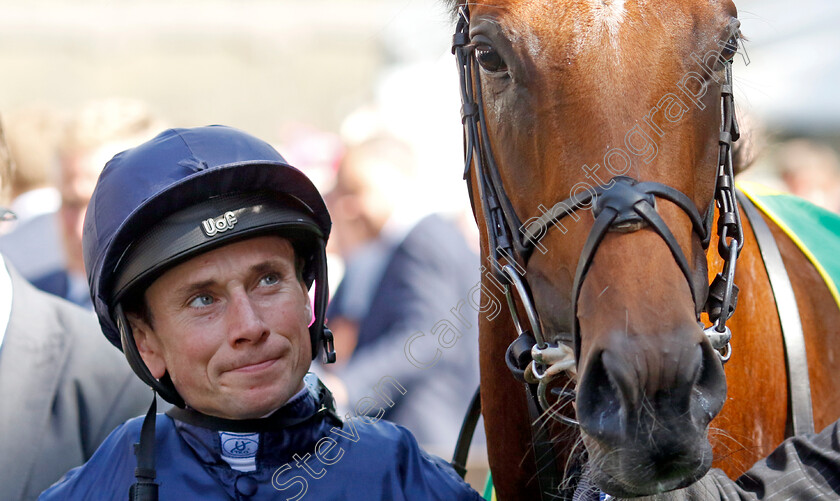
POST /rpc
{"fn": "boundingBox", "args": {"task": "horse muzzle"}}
[575,328,727,496]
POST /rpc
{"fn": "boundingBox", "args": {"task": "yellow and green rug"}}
[738,181,840,312]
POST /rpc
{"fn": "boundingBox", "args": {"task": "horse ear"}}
[732,110,765,175]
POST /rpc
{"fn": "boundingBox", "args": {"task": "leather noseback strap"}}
[737,190,814,435]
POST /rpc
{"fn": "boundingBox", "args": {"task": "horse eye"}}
[719,35,739,62]
[475,45,507,72]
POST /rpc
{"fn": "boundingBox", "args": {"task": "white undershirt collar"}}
[10,187,61,222]
[218,384,309,472]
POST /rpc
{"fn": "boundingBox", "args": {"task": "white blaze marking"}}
[592,0,627,43]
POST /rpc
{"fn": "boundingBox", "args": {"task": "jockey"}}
[40,125,481,501]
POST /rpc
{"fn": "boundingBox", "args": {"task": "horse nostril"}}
[577,339,726,443]
[692,340,728,424]
[576,352,627,443]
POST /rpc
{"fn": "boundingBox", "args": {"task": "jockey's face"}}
[128,235,312,419]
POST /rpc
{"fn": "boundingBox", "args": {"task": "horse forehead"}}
[481,0,722,52]
[572,0,633,37]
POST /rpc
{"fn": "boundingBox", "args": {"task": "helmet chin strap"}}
[311,243,336,364]
[165,374,340,432]
[129,393,159,501]
[114,304,169,501]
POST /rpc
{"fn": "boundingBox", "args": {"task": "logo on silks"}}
[221,432,259,458]
[202,211,238,237]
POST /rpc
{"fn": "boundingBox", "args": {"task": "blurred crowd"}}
[734,112,840,212]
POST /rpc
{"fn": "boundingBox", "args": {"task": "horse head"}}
[450,0,742,496]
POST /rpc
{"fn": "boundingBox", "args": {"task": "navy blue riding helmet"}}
[83,125,335,407]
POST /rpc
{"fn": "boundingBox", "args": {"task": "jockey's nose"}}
[226,289,270,346]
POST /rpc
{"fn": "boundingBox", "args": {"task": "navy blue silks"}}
[40,377,481,501]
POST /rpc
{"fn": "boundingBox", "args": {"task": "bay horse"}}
[445,0,840,499]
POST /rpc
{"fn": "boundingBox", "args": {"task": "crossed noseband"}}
[528,176,714,363]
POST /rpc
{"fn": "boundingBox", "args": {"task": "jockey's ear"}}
[127,312,167,380]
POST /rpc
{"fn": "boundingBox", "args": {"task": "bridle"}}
[451,3,742,429]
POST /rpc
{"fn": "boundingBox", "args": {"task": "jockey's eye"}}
[719,34,739,62]
[475,45,507,73]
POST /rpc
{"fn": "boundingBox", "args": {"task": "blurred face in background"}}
[59,144,118,275]
[56,98,165,277]
[324,137,413,257]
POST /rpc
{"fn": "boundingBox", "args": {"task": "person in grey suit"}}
[0,106,65,281]
[0,116,152,501]
[321,136,481,456]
